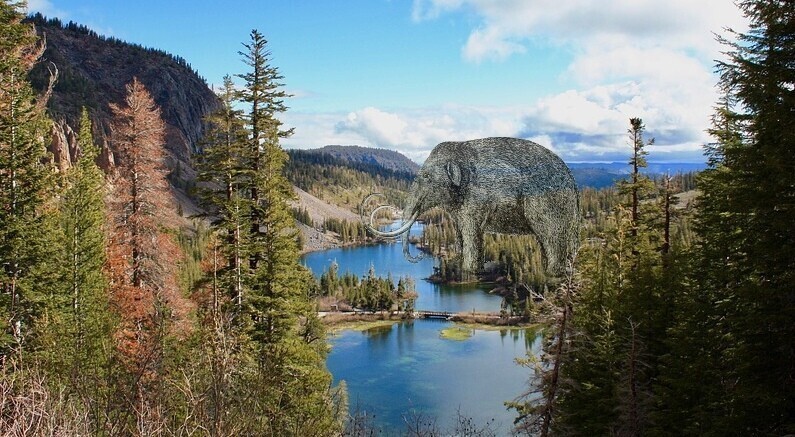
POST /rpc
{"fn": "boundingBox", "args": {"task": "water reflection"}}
[303,224,542,433]
[327,320,542,432]
[301,241,504,313]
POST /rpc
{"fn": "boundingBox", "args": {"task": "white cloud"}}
[282,105,527,163]
[26,0,67,18]
[463,26,526,62]
[518,79,715,162]
[404,0,747,162]
[413,0,746,62]
[283,76,716,163]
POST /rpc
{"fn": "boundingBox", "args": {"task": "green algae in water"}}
[439,326,474,341]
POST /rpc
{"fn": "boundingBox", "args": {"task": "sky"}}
[27,0,748,163]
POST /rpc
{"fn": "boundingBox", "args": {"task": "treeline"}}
[287,148,416,183]
[316,263,417,313]
[321,217,368,244]
[26,13,206,82]
[1,6,342,434]
[511,4,795,434]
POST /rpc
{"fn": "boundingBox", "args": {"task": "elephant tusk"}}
[364,211,420,239]
[370,204,396,226]
[360,193,386,226]
[361,193,420,239]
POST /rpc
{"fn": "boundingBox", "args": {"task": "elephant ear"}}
[445,161,463,187]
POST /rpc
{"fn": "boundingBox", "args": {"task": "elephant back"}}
[464,137,577,196]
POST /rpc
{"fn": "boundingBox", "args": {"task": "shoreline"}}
[320,310,538,333]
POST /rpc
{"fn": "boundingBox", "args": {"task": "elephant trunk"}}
[402,229,424,263]
[401,196,425,263]
[360,193,420,239]
[364,210,420,238]
[361,192,426,263]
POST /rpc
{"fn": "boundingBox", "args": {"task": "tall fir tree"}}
[617,118,656,246]
[237,29,294,272]
[196,74,249,307]
[660,1,795,433]
[0,0,55,355]
[191,31,339,434]
[106,78,188,428]
[29,107,116,430]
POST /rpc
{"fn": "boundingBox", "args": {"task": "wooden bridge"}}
[415,310,454,320]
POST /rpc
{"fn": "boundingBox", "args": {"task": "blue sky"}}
[28,0,747,163]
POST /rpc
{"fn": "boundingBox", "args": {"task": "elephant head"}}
[361,142,475,263]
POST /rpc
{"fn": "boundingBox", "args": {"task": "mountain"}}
[285,146,413,215]
[567,161,707,175]
[571,167,623,189]
[297,145,420,175]
[568,162,706,189]
[26,14,220,180]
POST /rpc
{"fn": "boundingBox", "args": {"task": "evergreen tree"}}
[237,29,293,271]
[196,75,249,306]
[661,2,795,433]
[0,0,55,355]
[617,118,656,248]
[191,30,339,434]
[106,78,188,428]
[56,108,113,386]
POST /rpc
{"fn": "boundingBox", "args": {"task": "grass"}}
[452,321,543,333]
[439,326,474,341]
[322,312,405,334]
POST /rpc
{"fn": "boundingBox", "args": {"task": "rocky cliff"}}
[26,14,220,181]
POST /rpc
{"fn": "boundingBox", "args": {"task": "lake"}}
[301,223,540,434]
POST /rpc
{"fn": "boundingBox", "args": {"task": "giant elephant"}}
[361,137,580,276]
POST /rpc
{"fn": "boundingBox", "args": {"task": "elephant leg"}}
[523,193,575,276]
[458,213,486,274]
[453,223,464,255]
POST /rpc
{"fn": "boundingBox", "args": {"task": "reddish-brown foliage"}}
[105,78,191,388]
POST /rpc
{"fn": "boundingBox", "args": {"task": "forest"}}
[1,0,793,435]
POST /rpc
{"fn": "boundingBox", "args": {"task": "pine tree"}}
[660,2,795,433]
[55,108,112,383]
[106,78,187,425]
[0,0,56,355]
[237,29,293,271]
[196,75,249,306]
[617,118,656,248]
[191,30,338,434]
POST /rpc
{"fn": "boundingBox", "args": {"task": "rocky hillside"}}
[26,14,220,181]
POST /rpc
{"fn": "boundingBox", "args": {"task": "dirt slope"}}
[291,186,359,225]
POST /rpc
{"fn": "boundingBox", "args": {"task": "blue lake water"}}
[301,223,504,313]
[301,222,541,434]
[327,322,541,434]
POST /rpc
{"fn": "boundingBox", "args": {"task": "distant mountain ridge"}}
[302,145,420,175]
[290,145,703,189]
[567,161,707,175]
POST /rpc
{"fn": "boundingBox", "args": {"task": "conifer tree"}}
[237,29,293,271]
[106,78,187,425]
[197,75,249,306]
[192,30,339,434]
[617,118,656,247]
[0,0,55,354]
[51,108,112,387]
[661,2,795,432]
[237,29,302,345]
